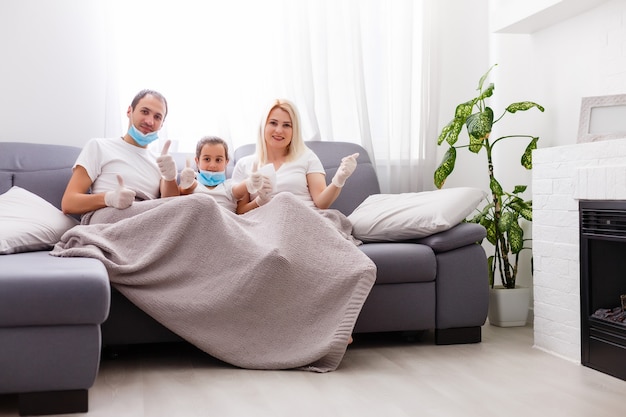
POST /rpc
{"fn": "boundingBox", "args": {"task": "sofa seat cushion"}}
[0,251,110,327]
[359,243,436,284]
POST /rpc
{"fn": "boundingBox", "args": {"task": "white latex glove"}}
[104,174,136,209]
[156,140,177,181]
[179,159,196,189]
[245,162,264,194]
[331,152,359,188]
[254,177,273,206]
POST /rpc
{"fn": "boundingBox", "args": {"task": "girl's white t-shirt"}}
[192,179,236,212]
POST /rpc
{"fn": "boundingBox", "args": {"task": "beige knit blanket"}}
[51,193,376,372]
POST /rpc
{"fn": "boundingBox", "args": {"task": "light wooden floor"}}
[1,324,624,417]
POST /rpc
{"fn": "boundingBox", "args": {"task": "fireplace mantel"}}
[532,137,626,362]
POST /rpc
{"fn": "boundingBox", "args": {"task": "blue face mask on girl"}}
[197,170,226,187]
[128,124,159,147]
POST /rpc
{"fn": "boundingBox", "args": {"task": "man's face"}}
[127,94,166,133]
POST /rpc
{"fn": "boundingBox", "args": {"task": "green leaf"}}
[477,64,497,92]
[466,107,493,143]
[477,83,494,102]
[455,100,475,120]
[519,203,532,221]
[521,137,538,169]
[484,219,497,246]
[487,255,495,287]
[469,134,484,153]
[499,211,516,233]
[512,185,527,194]
[508,221,524,254]
[434,147,456,189]
[437,117,465,146]
[489,177,503,196]
[509,199,532,221]
[506,101,545,113]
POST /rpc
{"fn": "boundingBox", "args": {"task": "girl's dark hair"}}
[196,136,229,160]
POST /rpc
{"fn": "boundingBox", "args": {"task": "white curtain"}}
[104,0,437,193]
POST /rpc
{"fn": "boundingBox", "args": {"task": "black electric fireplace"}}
[579,200,626,381]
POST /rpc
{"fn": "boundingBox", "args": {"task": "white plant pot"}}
[488,285,531,327]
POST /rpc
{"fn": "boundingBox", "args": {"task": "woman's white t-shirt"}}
[192,180,236,212]
[232,147,325,208]
[74,137,162,200]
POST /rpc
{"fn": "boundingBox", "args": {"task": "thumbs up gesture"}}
[331,153,359,188]
[156,140,177,181]
[179,158,196,189]
[104,175,136,209]
[245,162,264,194]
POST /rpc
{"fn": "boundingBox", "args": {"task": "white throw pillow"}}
[347,187,487,242]
[0,186,79,254]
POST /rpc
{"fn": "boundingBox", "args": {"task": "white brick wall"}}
[532,137,626,362]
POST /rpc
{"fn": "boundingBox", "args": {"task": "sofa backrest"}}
[232,141,380,215]
[0,142,81,210]
[0,140,380,216]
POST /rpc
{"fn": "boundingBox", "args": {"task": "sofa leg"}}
[435,326,481,345]
[18,389,88,416]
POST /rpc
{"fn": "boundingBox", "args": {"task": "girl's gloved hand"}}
[179,159,196,189]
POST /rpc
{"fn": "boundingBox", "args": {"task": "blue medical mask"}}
[128,124,159,147]
[197,170,226,187]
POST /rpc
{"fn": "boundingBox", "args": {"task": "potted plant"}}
[434,64,544,326]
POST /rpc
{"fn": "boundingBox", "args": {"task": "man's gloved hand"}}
[179,159,196,189]
[104,174,136,209]
[245,162,264,194]
[157,140,177,181]
[254,177,273,206]
[331,153,359,188]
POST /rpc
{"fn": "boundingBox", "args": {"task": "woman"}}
[232,98,358,214]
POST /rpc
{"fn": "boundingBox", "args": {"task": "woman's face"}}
[196,143,228,172]
[264,107,293,152]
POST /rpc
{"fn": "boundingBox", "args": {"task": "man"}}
[62,89,179,215]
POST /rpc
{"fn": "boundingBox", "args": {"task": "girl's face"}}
[196,143,228,172]
[264,107,293,152]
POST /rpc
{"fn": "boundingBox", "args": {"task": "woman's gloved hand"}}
[255,177,273,206]
[331,153,359,188]
[246,162,264,194]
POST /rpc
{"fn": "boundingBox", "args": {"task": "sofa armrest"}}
[415,223,486,253]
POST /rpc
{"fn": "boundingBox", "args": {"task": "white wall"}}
[0,0,109,147]
[488,0,626,297]
[433,0,491,193]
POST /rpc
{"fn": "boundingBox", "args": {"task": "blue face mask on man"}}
[197,170,226,187]
[128,124,159,147]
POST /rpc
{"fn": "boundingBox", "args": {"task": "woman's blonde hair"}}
[256,99,306,165]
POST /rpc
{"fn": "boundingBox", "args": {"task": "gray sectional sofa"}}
[0,141,489,415]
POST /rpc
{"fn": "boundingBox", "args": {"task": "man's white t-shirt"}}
[232,147,325,208]
[192,180,236,212]
[74,137,162,200]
